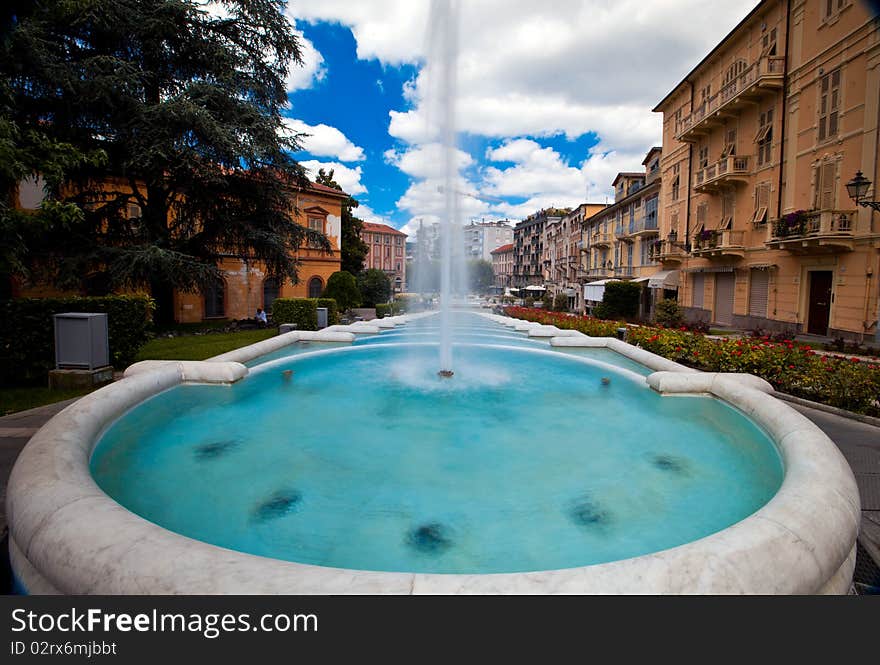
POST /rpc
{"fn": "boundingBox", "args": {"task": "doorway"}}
[807,271,833,335]
[713,272,735,326]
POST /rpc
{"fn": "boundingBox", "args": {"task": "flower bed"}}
[504,307,880,417]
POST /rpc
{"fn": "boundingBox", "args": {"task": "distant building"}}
[545,203,607,311]
[513,208,569,288]
[463,220,515,262]
[362,222,407,293]
[490,243,515,289]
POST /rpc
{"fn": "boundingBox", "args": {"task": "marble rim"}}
[6,310,860,594]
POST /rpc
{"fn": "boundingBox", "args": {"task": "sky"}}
[280,0,762,238]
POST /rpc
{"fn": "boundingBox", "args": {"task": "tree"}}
[467,259,495,294]
[358,269,391,308]
[323,270,361,311]
[314,168,369,275]
[593,281,642,320]
[2,1,326,321]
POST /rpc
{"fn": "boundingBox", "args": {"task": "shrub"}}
[322,271,361,311]
[524,296,535,308]
[553,293,569,312]
[541,293,554,310]
[595,281,641,320]
[0,295,155,385]
[315,298,339,325]
[358,269,391,307]
[655,298,683,327]
[271,298,317,330]
[375,300,407,318]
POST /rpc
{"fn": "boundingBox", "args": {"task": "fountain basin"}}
[7,312,860,593]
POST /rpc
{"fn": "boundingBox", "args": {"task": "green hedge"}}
[272,298,317,330]
[0,295,155,385]
[376,301,407,318]
[271,298,339,330]
[315,298,340,325]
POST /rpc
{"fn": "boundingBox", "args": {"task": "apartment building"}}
[581,150,666,316]
[490,243,515,290]
[545,203,606,311]
[362,222,408,293]
[513,208,569,288]
[654,0,879,341]
[464,220,515,261]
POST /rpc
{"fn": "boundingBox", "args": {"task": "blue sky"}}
[280,1,762,237]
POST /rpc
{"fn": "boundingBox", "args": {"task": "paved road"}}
[0,395,878,592]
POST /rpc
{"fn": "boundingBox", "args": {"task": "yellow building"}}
[13,177,346,323]
[654,0,879,341]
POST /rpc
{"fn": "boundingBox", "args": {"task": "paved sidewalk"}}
[0,394,878,591]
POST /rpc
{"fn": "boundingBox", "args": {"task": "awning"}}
[746,263,777,270]
[631,276,651,283]
[524,285,546,291]
[683,266,735,273]
[583,279,613,302]
[648,270,680,289]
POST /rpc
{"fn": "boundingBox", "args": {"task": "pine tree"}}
[1,1,326,319]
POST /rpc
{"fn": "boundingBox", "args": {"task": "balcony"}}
[675,56,785,142]
[652,238,687,264]
[691,229,746,259]
[592,231,613,248]
[631,215,659,237]
[614,224,633,242]
[766,209,856,253]
[585,266,614,279]
[613,266,634,279]
[694,155,751,192]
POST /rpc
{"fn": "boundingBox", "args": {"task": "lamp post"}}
[846,171,880,344]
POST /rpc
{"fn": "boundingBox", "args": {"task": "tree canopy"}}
[1,0,327,316]
[358,269,391,308]
[323,270,361,311]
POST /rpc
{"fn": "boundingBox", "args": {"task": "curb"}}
[772,391,880,428]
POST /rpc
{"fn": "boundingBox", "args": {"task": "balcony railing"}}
[692,229,746,256]
[695,155,751,191]
[652,239,686,263]
[631,215,659,235]
[675,56,784,141]
[592,231,613,247]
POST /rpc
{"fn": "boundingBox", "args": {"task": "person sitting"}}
[255,307,268,327]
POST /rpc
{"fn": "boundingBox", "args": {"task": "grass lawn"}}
[0,386,95,417]
[135,328,277,361]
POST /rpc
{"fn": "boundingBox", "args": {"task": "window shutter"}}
[748,269,769,318]
[692,273,705,309]
[820,162,836,209]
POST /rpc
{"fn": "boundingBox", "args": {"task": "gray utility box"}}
[316,307,329,330]
[54,313,110,370]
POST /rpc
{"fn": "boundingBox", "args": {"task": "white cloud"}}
[281,118,365,162]
[384,143,473,179]
[285,28,327,92]
[299,160,367,196]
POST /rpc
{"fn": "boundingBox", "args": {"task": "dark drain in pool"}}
[252,490,302,522]
[407,523,453,554]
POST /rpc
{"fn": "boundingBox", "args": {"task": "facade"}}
[464,220,515,262]
[513,208,569,288]
[545,203,607,311]
[362,222,408,293]
[14,177,348,323]
[490,243,515,289]
[581,151,665,316]
[654,0,880,341]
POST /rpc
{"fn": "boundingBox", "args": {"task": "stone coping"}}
[6,310,860,594]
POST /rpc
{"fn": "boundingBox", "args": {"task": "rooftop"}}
[362,222,407,237]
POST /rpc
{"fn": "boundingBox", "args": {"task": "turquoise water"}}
[91,313,783,574]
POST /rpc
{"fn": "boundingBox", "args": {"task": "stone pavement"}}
[0,395,878,592]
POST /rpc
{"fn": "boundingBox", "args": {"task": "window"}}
[263,277,280,313]
[670,213,679,236]
[822,0,849,22]
[395,237,402,246]
[385,236,391,244]
[756,108,774,166]
[671,163,681,201]
[753,182,771,225]
[761,27,777,57]
[813,160,838,210]
[818,69,840,142]
[722,59,747,97]
[204,281,225,318]
[307,216,323,232]
[127,202,142,219]
[363,233,370,243]
[698,145,709,169]
[308,277,323,299]
[699,84,711,112]
[720,191,735,229]
[721,128,737,158]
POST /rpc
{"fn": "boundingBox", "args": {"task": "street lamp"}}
[846,170,880,211]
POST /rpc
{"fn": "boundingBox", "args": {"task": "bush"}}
[524,296,535,308]
[271,298,317,330]
[376,300,407,318]
[553,293,569,312]
[358,269,391,307]
[322,271,361,311]
[0,295,155,385]
[504,306,622,337]
[541,293,554,310]
[655,298,683,327]
[595,281,641,320]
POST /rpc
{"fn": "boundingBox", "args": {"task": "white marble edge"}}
[5,308,859,594]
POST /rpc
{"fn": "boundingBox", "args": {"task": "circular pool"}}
[6,312,861,594]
